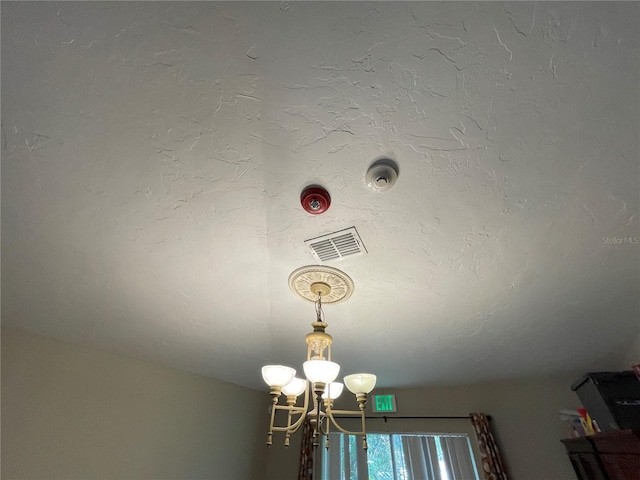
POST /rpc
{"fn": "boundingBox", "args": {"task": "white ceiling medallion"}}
[288,265,354,304]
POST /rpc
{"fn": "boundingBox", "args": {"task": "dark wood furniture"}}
[562,430,640,480]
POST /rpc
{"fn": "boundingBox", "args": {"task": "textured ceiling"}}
[2,1,639,391]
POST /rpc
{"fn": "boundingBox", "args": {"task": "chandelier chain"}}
[315,294,324,322]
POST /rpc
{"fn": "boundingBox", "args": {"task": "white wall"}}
[264,374,584,480]
[621,331,640,369]
[1,327,269,480]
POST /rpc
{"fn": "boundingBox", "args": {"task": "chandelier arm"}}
[314,388,329,438]
[310,385,324,449]
[284,405,297,447]
[269,379,311,436]
[325,408,367,436]
[270,405,305,431]
[287,379,312,434]
[266,395,279,446]
[324,402,332,449]
[327,406,369,450]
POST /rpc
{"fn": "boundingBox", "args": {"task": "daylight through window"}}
[322,432,480,480]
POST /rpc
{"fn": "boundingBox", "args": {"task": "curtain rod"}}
[334,415,492,422]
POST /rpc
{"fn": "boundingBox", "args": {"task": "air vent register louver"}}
[304,227,367,262]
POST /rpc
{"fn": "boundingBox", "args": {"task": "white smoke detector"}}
[366,158,399,192]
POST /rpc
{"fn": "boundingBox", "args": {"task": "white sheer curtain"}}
[325,433,369,480]
[431,435,478,480]
[324,433,479,480]
[400,435,441,480]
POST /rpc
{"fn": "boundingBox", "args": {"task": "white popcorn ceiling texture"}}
[2,2,638,390]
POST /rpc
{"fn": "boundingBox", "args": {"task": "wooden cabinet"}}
[562,430,640,480]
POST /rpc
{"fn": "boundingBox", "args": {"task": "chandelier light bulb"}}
[282,377,307,397]
[303,360,340,384]
[344,373,377,394]
[261,365,296,388]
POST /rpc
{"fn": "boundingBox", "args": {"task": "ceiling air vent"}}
[304,227,367,262]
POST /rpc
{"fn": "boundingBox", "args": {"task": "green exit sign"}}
[372,394,397,413]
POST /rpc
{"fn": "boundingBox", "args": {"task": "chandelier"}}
[261,266,377,450]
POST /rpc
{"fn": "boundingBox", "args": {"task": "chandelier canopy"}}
[261,266,376,450]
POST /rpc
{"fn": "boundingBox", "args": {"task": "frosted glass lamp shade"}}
[262,365,296,387]
[322,382,344,400]
[303,360,340,384]
[344,374,377,394]
[282,377,307,397]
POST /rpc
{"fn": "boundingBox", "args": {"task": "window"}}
[322,433,480,480]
